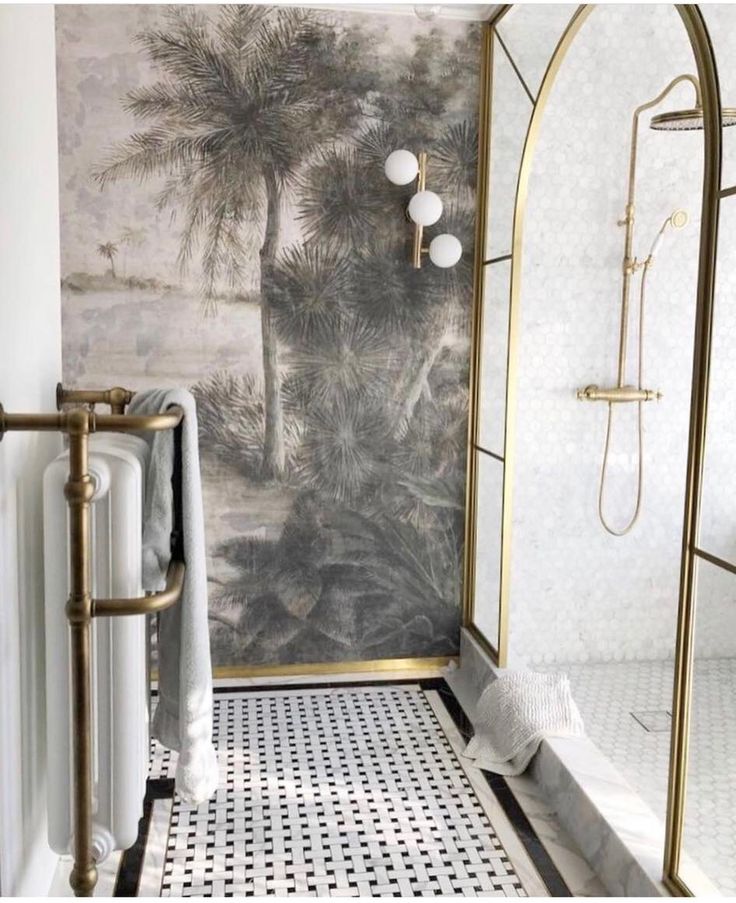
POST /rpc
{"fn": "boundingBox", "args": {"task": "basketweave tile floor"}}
[131,683,563,897]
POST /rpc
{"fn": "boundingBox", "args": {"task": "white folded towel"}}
[128,388,218,804]
[463,670,585,776]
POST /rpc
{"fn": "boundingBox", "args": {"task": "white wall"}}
[0,5,62,895]
[500,4,736,666]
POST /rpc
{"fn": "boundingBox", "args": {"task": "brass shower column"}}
[0,386,186,897]
[617,74,702,386]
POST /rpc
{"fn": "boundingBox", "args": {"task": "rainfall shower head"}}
[650,106,736,130]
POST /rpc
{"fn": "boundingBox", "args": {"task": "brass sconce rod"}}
[0,385,185,897]
[411,151,428,269]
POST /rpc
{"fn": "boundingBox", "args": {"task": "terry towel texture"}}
[128,388,218,804]
[463,670,585,776]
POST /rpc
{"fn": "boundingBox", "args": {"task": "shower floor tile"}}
[137,685,547,897]
[547,658,736,896]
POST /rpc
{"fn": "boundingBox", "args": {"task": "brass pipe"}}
[577,384,662,403]
[93,559,185,617]
[0,384,186,896]
[91,409,184,433]
[57,383,134,415]
[617,74,701,386]
[0,408,65,436]
[0,407,183,440]
[64,410,97,897]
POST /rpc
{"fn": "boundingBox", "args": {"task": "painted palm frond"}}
[192,370,303,477]
[93,7,357,298]
[347,243,443,337]
[289,317,393,408]
[297,146,390,251]
[431,120,478,199]
[353,122,399,166]
[324,508,458,611]
[270,244,351,345]
[299,400,388,503]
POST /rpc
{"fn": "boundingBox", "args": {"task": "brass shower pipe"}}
[578,74,700,406]
[0,384,185,897]
[616,74,700,391]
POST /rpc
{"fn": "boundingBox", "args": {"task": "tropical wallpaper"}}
[56,5,480,667]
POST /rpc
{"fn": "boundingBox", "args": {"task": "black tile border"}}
[123,676,571,897]
[114,778,175,897]
[420,677,572,898]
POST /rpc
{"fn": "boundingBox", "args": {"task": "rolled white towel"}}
[463,670,585,776]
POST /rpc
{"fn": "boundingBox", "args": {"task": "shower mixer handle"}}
[576,384,663,403]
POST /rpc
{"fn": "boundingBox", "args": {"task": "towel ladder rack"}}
[0,383,186,897]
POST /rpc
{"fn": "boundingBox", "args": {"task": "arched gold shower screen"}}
[463,3,726,895]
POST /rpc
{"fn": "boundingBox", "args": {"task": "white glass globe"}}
[429,233,462,268]
[384,149,419,186]
[408,190,443,226]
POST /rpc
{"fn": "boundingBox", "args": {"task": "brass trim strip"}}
[475,445,505,463]
[462,21,494,634]
[495,29,536,105]
[692,546,736,577]
[663,6,723,892]
[719,184,736,198]
[483,254,513,265]
[210,656,456,680]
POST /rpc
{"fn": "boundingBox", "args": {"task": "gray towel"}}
[128,388,218,804]
[463,671,585,776]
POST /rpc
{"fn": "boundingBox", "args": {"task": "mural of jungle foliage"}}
[56,5,480,667]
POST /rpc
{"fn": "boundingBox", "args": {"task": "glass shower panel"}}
[679,558,736,896]
[485,34,533,262]
[477,259,511,456]
[698,199,736,566]
[700,5,736,190]
[496,4,579,99]
[472,451,504,649]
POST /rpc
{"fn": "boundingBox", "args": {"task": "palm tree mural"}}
[94,6,375,480]
[71,4,480,665]
[96,241,119,278]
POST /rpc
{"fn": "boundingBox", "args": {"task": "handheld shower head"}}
[649,209,688,259]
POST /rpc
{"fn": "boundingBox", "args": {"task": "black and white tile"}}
[144,685,537,897]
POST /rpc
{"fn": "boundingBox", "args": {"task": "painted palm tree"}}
[94,6,371,480]
[119,226,147,279]
[96,241,118,278]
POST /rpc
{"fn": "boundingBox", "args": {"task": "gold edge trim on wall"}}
[209,656,456,679]
[664,7,723,893]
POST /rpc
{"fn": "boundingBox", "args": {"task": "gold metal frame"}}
[465,5,725,894]
[0,385,185,897]
[664,7,723,896]
[211,656,455,680]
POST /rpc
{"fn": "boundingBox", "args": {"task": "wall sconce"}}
[384,149,463,269]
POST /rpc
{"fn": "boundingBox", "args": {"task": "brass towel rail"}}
[0,383,185,897]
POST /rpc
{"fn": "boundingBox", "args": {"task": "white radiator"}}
[44,433,150,860]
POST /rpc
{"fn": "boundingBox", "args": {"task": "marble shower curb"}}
[445,628,677,897]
